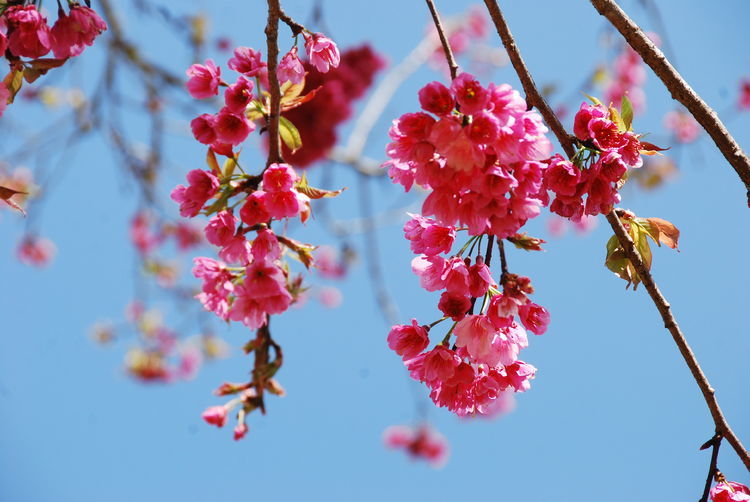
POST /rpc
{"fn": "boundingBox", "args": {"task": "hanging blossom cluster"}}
[0,2,106,117]
[603,42,646,113]
[176,27,344,439]
[543,97,662,222]
[383,74,552,416]
[383,424,449,468]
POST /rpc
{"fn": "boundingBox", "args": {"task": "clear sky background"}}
[1,1,749,501]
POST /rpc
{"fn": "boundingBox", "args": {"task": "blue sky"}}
[1,1,749,500]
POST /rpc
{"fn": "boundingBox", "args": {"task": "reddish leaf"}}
[0,185,27,216]
[645,217,680,249]
[295,172,346,200]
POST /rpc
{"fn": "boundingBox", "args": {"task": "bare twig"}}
[483,0,750,472]
[496,239,508,285]
[425,0,458,80]
[699,433,722,502]
[265,0,283,166]
[590,0,750,204]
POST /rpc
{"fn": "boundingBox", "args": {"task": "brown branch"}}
[590,0,750,204]
[496,239,509,285]
[699,433,722,502]
[483,0,750,472]
[425,0,458,80]
[483,0,575,158]
[278,7,305,37]
[265,0,283,166]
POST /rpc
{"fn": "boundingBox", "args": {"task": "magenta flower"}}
[387,319,429,360]
[711,481,750,502]
[451,73,489,115]
[233,423,249,441]
[186,60,221,99]
[518,302,550,335]
[228,47,265,76]
[201,405,228,427]
[251,228,281,262]
[383,424,449,468]
[170,169,220,218]
[5,5,52,58]
[239,191,271,227]
[50,5,107,58]
[262,163,298,192]
[204,211,236,247]
[438,292,471,321]
[224,76,254,114]
[303,32,340,73]
[17,235,56,267]
[215,108,254,145]
[277,46,305,85]
[418,81,455,116]
[190,114,218,145]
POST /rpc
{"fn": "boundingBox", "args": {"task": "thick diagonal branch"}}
[483,0,750,472]
[590,0,750,204]
[265,0,283,166]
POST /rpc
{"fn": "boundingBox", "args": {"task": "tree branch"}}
[699,433,722,502]
[265,0,283,166]
[483,0,750,472]
[590,0,750,204]
[425,0,458,80]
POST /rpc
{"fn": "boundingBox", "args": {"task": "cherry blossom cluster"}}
[281,44,385,167]
[91,301,228,384]
[542,99,658,221]
[177,28,346,439]
[384,75,552,417]
[383,424,449,468]
[603,43,646,113]
[385,73,553,238]
[663,109,700,144]
[0,2,107,117]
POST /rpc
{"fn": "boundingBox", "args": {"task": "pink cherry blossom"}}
[190,114,218,145]
[239,191,271,227]
[186,60,221,99]
[233,423,249,441]
[451,73,489,115]
[318,286,343,309]
[383,424,449,468]
[170,169,220,218]
[418,81,455,116]
[262,163,298,192]
[387,319,429,360]
[228,47,265,76]
[202,405,228,427]
[205,211,236,247]
[403,214,455,256]
[251,228,281,262]
[5,5,52,58]
[215,108,254,145]
[17,235,56,267]
[438,292,471,321]
[224,77,254,114]
[277,46,305,85]
[218,235,252,265]
[711,481,750,502]
[303,32,340,73]
[50,5,107,58]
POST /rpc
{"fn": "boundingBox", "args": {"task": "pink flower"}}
[5,5,52,58]
[218,235,252,265]
[224,77,254,114]
[502,361,536,392]
[239,191,271,227]
[228,47,265,76]
[442,257,470,296]
[454,315,497,365]
[205,211,236,247]
[263,190,301,219]
[0,32,7,58]
[418,82,455,116]
[451,73,489,115]
[262,163,298,192]
[387,319,429,360]
[172,221,204,250]
[17,235,56,267]
[201,405,227,427]
[50,5,107,58]
[711,481,750,502]
[663,110,700,144]
[411,255,447,292]
[383,424,449,468]
[190,114,218,145]
[277,46,305,85]
[468,256,494,297]
[545,154,581,197]
[215,108,254,145]
[251,228,281,262]
[233,423,249,441]
[438,292,471,321]
[170,169,220,218]
[318,286,343,308]
[193,257,234,320]
[130,211,161,254]
[573,102,607,141]
[420,346,461,384]
[177,345,203,380]
[403,214,455,256]
[186,60,221,99]
[518,302,550,335]
[303,32,340,73]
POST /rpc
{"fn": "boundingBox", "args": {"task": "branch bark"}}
[483,0,750,472]
[590,0,750,204]
[265,0,283,166]
[425,0,458,80]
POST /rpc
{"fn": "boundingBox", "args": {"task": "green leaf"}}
[295,172,346,199]
[3,69,24,104]
[609,105,627,133]
[582,92,602,106]
[279,116,302,153]
[621,94,634,131]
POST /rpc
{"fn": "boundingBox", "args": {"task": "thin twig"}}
[425,0,458,80]
[278,7,305,36]
[483,0,750,472]
[590,0,750,204]
[496,239,508,285]
[699,433,722,502]
[265,0,283,166]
